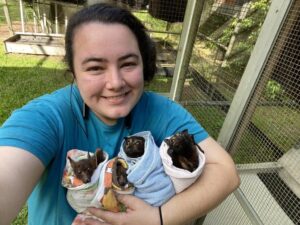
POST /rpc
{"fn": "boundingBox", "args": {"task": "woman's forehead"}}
[72,22,141,61]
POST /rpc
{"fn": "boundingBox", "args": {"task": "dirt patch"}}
[0,22,36,41]
[0,24,13,41]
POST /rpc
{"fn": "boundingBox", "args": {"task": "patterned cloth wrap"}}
[62,149,134,215]
[159,136,206,193]
[118,131,176,206]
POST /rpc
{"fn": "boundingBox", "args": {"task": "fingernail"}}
[74,214,85,222]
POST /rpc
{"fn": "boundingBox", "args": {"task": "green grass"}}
[11,206,28,225]
[186,105,226,139]
[252,106,300,152]
[0,43,70,124]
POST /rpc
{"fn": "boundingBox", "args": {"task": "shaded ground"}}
[0,24,16,41]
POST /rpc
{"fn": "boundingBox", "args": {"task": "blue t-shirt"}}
[0,85,208,225]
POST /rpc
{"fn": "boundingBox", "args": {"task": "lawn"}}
[0,50,70,124]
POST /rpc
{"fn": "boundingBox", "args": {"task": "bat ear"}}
[138,136,145,141]
[187,133,196,144]
[182,129,188,134]
[95,148,104,165]
[165,139,171,146]
[68,156,75,166]
[87,152,91,159]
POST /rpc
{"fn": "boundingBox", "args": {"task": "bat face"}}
[123,136,145,158]
[165,129,200,172]
[68,149,105,183]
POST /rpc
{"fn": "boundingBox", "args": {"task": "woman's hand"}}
[72,194,161,225]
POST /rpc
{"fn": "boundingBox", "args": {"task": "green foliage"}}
[263,80,284,101]
[134,11,168,31]
[251,0,269,12]
[199,13,231,36]
[219,19,236,45]
[216,0,270,78]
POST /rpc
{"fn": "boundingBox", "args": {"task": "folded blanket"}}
[159,138,206,193]
[118,131,176,206]
[62,149,134,213]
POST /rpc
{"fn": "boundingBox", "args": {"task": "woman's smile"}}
[102,91,130,104]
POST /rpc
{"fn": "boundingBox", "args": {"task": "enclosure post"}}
[19,0,25,32]
[64,16,68,32]
[2,0,14,35]
[169,0,205,101]
[217,0,293,150]
[55,3,58,34]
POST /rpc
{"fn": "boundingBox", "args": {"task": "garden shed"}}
[1,0,299,224]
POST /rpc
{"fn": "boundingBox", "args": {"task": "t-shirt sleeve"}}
[0,98,64,166]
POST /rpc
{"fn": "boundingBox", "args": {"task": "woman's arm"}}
[161,137,240,225]
[0,146,45,225]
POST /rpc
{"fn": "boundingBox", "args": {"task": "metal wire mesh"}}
[219,0,300,224]
[212,0,251,17]
[148,0,187,23]
[180,0,259,139]
[180,0,299,224]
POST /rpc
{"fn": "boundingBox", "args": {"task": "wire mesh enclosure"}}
[206,0,300,224]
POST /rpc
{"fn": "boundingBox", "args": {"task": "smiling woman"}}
[0,3,239,225]
[73,23,144,125]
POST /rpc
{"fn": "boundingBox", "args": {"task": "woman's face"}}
[73,22,144,125]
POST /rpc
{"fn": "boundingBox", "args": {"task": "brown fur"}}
[165,129,203,172]
[68,148,105,183]
[123,136,145,158]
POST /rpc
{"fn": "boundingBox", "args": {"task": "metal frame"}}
[169,0,206,101]
[216,0,295,224]
[217,0,294,150]
[1,0,14,35]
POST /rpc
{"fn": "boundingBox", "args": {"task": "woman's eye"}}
[122,62,137,68]
[86,66,102,72]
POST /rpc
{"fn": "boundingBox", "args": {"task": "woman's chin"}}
[96,109,131,125]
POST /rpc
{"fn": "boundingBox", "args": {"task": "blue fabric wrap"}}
[119,131,175,206]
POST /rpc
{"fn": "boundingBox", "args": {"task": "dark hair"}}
[65,3,156,82]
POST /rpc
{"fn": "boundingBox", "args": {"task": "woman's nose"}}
[105,67,125,90]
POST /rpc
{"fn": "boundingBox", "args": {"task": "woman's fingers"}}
[116,194,145,210]
[87,207,125,224]
[71,213,111,225]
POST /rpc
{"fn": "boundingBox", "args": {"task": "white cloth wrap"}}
[159,138,206,193]
[62,149,109,213]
